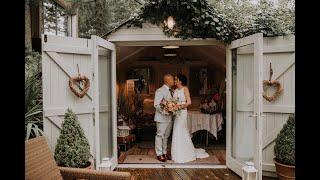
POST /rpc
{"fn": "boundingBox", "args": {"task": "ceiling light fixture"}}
[162,45,180,49]
[163,48,177,57]
[164,53,177,57]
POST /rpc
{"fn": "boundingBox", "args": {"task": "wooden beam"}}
[229,33,259,49]
[237,44,295,54]
[30,0,42,39]
[111,39,224,46]
[117,47,146,64]
[238,105,295,113]
[263,120,286,149]
[46,116,63,130]
[44,105,109,117]
[44,106,93,117]
[96,35,116,51]
[44,44,91,54]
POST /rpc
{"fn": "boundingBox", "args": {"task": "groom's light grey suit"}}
[154,84,173,156]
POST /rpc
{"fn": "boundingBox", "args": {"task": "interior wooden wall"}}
[116,45,226,110]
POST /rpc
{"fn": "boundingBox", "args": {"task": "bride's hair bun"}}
[176,74,187,86]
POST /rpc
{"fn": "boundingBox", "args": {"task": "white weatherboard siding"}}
[107,22,223,46]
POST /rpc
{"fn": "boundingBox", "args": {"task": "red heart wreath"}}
[262,80,283,102]
[69,75,90,98]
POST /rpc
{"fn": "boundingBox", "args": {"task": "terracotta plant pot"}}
[274,158,295,180]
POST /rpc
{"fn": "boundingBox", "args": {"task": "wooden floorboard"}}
[122,143,226,164]
[116,168,278,180]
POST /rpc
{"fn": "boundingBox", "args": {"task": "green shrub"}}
[54,109,91,168]
[274,114,295,166]
[25,49,43,140]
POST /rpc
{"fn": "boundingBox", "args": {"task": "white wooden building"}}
[41,20,294,179]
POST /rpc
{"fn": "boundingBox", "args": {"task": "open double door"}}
[41,33,264,179]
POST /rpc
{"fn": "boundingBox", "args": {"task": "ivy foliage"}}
[126,0,294,43]
[69,0,143,38]
[250,0,295,37]
[128,0,239,43]
[70,0,294,43]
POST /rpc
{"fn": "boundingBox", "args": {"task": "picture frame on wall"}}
[199,68,208,95]
[126,67,153,95]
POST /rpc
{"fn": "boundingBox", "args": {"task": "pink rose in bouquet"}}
[159,97,181,115]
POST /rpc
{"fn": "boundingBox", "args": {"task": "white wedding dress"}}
[171,87,209,163]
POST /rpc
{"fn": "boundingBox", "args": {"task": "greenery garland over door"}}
[125,0,294,43]
[128,0,239,43]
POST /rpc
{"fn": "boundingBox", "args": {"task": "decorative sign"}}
[199,68,208,95]
[126,79,135,96]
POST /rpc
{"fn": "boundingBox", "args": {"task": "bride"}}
[171,74,209,163]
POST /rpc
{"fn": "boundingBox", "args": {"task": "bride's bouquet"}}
[159,97,181,116]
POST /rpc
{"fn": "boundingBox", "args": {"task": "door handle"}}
[249,113,258,129]
[248,113,258,117]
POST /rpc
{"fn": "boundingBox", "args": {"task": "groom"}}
[154,74,174,162]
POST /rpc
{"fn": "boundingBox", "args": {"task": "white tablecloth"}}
[187,110,223,139]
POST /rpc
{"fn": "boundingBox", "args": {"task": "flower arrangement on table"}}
[200,93,220,114]
[159,97,182,116]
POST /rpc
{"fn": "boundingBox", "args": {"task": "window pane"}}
[43,0,68,36]
[43,0,57,35]
[56,5,68,36]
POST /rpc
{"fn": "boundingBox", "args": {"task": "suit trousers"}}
[155,121,173,156]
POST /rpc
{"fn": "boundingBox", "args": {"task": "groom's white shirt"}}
[154,84,172,122]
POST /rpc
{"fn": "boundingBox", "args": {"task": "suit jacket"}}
[154,85,173,122]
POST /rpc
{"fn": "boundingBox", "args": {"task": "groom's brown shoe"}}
[164,154,172,160]
[157,155,167,162]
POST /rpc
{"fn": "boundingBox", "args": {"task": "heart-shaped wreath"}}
[262,80,283,102]
[69,75,90,98]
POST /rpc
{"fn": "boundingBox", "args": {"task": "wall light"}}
[164,16,175,29]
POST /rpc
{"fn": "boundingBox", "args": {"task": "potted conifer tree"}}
[274,114,295,180]
[54,109,92,169]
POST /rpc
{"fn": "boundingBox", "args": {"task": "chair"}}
[25,136,131,180]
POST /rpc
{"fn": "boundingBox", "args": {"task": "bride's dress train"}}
[171,88,209,163]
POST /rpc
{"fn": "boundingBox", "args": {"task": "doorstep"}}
[117,163,227,169]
